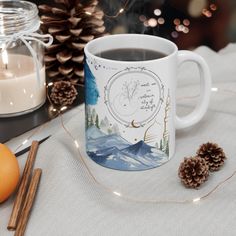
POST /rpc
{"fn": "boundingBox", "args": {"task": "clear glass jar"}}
[0,1,46,117]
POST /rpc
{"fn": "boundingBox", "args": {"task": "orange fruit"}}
[0,143,20,203]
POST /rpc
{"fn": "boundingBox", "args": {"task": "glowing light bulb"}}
[119,8,124,14]
[22,139,28,145]
[193,197,201,203]
[74,140,79,148]
[211,87,218,92]
[60,106,67,111]
[113,191,122,197]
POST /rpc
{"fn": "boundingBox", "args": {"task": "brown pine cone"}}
[39,0,106,84]
[196,142,226,172]
[178,156,209,188]
[50,80,78,106]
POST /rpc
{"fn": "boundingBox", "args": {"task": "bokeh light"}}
[139,15,146,22]
[177,24,185,32]
[171,31,179,38]
[173,18,180,25]
[183,27,189,34]
[202,9,212,18]
[154,9,162,16]
[210,4,217,11]
[188,0,207,18]
[183,19,190,26]
[143,20,149,27]
[157,17,165,25]
[148,18,158,27]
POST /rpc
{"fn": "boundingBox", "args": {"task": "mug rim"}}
[84,34,178,63]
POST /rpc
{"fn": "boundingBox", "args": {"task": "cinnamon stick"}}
[14,169,42,236]
[8,141,39,231]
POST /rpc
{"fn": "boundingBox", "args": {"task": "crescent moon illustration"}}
[131,120,141,128]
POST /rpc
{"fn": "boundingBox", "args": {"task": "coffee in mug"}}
[95,48,167,61]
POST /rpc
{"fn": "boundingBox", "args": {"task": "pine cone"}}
[197,142,226,171]
[50,80,78,106]
[39,0,106,84]
[178,156,209,188]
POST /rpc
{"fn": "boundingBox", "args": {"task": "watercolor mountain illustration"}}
[86,125,168,171]
[84,60,99,105]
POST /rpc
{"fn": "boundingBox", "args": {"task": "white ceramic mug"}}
[84,34,211,171]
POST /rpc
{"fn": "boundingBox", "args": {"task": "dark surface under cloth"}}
[0,86,84,143]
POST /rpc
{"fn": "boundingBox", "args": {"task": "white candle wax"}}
[0,54,46,116]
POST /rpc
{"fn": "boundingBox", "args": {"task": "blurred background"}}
[99,0,235,51]
[33,0,236,51]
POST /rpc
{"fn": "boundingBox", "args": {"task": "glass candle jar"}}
[0,1,52,117]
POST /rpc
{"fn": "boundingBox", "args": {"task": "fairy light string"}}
[10,24,236,201]
[59,113,130,201]
[11,0,236,204]
[12,82,236,204]
[13,81,71,154]
[52,84,236,204]
[58,108,236,204]
[104,0,130,18]
[13,123,48,154]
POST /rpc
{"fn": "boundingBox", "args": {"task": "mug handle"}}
[175,50,212,129]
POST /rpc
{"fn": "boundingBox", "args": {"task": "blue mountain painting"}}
[86,126,168,171]
[84,60,99,105]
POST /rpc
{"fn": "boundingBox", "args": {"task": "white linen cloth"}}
[1,44,236,236]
